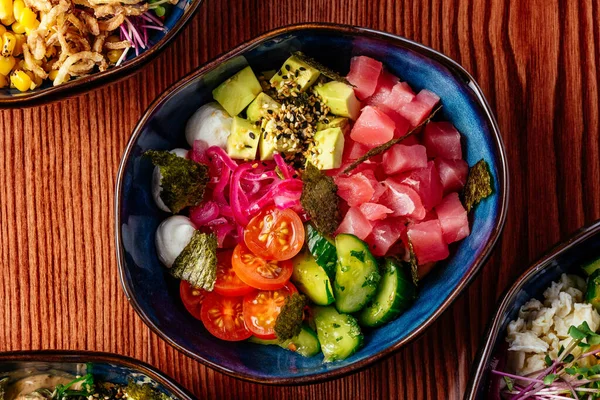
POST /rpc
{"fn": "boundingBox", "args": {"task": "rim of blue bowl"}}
[464,219,600,400]
[0,350,195,400]
[115,22,510,385]
[0,0,204,109]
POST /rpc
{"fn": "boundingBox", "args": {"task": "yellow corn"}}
[0,55,15,75]
[1,31,15,56]
[11,21,24,34]
[1,15,14,25]
[0,0,13,21]
[48,69,68,82]
[106,49,123,64]
[19,7,37,31]
[0,25,6,35]
[12,32,23,56]
[12,0,22,20]
[0,73,7,88]
[10,69,33,91]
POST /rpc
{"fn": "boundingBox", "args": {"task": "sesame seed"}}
[299,66,306,71]
[249,132,256,139]
[285,64,291,71]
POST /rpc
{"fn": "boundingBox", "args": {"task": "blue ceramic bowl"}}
[0,0,203,108]
[115,23,509,384]
[465,220,600,399]
[0,350,194,399]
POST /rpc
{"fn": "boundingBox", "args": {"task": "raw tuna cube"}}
[435,158,469,194]
[366,70,400,107]
[335,173,375,207]
[336,207,373,240]
[379,180,426,220]
[365,217,407,256]
[344,136,370,160]
[359,202,393,221]
[359,169,387,201]
[350,106,396,146]
[407,219,449,264]
[398,89,441,126]
[382,144,428,175]
[424,121,462,159]
[386,111,411,139]
[394,161,443,211]
[435,192,470,243]
[379,82,416,114]
[346,56,383,100]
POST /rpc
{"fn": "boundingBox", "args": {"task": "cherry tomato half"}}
[244,206,305,261]
[180,280,206,320]
[200,292,252,341]
[242,282,298,339]
[214,250,255,297]
[232,243,293,290]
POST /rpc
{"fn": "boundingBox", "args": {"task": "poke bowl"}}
[0,0,203,108]
[0,350,194,399]
[115,23,509,384]
[465,220,600,400]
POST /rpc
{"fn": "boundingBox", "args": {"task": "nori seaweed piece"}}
[145,150,209,213]
[170,231,217,291]
[463,159,493,212]
[300,163,341,236]
[343,105,443,174]
[293,51,352,85]
[274,293,307,341]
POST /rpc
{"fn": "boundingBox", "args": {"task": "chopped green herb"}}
[343,105,442,174]
[350,250,365,262]
[544,354,552,366]
[558,344,565,356]
[543,374,557,385]
[293,51,351,85]
[463,159,493,212]
[563,354,575,363]
[502,376,514,391]
[274,293,307,341]
[300,163,340,236]
[170,232,217,291]
[145,150,209,213]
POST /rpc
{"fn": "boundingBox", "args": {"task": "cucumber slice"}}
[583,258,600,276]
[585,269,600,312]
[359,258,417,327]
[291,249,335,305]
[313,306,363,362]
[306,224,337,277]
[248,325,321,357]
[333,234,380,313]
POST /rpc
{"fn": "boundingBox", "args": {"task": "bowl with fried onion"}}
[0,0,203,107]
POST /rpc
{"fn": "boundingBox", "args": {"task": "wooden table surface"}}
[1,0,599,398]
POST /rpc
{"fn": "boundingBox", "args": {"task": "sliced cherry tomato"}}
[180,280,206,320]
[200,292,252,341]
[214,250,254,297]
[242,282,298,339]
[244,206,305,261]
[232,243,293,290]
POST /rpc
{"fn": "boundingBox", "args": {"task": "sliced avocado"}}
[227,117,260,160]
[246,92,281,122]
[259,119,278,160]
[316,117,350,132]
[314,81,361,120]
[212,66,262,117]
[261,70,277,80]
[270,55,321,93]
[307,127,345,170]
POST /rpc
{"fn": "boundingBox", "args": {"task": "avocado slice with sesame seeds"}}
[270,55,321,93]
[316,117,350,132]
[213,66,263,117]
[259,119,279,160]
[246,92,281,122]
[307,127,345,170]
[227,116,260,160]
[314,81,361,120]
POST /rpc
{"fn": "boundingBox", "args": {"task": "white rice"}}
[505,274,600,375]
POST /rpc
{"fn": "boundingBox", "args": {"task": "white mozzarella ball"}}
[155,215,197,268]
[185,102,232,148]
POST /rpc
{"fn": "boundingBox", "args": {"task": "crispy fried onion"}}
[53,51,107,86]
[22,44,48,79]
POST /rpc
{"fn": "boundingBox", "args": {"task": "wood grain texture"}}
[1,0,600,398]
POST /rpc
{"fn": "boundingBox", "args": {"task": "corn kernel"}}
[12,0,22,19]
[48,70,68,82]
[12,32,23,56]
[0,25,6,35]
[0,55,15,75]
[107,49,123,64]
[1,15,14,26]
[0,73,7,88]
[1,31,15,56]
[10,69,32,92]
[106,35,120,43]
[19,7,37,30]
[0,0,13,21]
[11,21,24,34]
